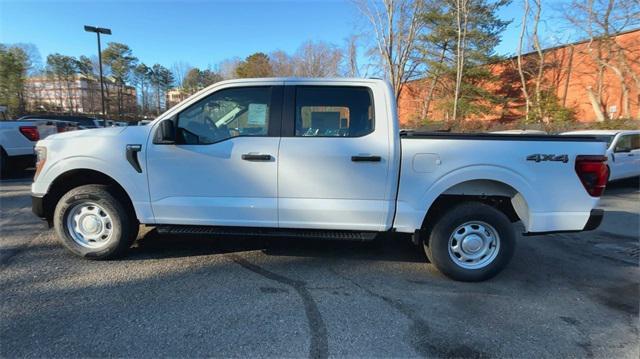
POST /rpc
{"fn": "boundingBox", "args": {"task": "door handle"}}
[351,155,381,162]
[242,153,272,161]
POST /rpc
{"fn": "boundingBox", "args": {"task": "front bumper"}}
[32,195,45,219]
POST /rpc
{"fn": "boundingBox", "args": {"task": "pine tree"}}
[417,0,511,126]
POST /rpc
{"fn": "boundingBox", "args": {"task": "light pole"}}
[84,25,111,127]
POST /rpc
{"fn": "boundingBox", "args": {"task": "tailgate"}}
[36,122,58,138]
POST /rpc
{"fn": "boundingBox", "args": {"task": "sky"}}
[1,0,577,73]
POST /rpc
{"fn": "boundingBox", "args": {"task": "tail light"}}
[575,155,608,197]
[19,126,40,141]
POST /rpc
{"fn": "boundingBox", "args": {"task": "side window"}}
[631,134,640,150]
[177,87,271,144]
[614,135,634,152]
[295,86,374,137]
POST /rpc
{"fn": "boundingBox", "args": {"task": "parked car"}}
[19,115,105,129]
[48,120,79,133]
[31,78,609,281]
[0,119,57,174]
[562,130,640,181]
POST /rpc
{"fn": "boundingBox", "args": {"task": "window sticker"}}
[248,103,267,125]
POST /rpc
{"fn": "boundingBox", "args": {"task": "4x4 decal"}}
[526,154,569,163]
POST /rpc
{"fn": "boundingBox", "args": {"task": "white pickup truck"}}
[31,78,609,281]
[1,120,57,175]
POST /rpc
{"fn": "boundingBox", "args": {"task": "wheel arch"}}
[41,168,136,223]
[416,167,537,234]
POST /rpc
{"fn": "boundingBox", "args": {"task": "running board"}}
[155,225,378,241]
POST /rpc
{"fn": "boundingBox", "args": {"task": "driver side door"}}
[146,85,283,227]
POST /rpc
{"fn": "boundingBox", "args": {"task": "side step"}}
[155,225,378,242]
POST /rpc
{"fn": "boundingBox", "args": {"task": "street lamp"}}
[84,25,111,127]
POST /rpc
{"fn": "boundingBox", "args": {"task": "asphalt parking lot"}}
[1,172,638,358]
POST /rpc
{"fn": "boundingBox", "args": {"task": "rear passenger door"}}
[277,83,394,231]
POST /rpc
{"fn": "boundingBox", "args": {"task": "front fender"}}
[31,156,153,223]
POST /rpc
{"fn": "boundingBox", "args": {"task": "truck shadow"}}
[128,229,426,264]
[604,176,639,194]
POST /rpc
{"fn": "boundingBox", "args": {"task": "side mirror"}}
[154,119,176,144]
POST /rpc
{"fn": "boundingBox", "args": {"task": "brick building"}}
[26,75,137,117]
[398,28,640,128]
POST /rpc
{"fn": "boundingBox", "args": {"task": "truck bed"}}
[399,130,606,142]
[395,131,608,234]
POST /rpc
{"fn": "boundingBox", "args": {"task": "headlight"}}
[34,146,47,180]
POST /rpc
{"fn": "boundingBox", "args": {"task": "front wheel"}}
[54,184,138,259]
[424,202,515,282]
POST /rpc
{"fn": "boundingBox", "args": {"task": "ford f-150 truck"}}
[1,119,57,175]
[31,78,609,281]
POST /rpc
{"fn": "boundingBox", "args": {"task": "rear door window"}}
[294,86,374,137]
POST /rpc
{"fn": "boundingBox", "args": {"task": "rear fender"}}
[399,165,537,232]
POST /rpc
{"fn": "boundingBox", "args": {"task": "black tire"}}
[53,184,138,259]
[423,202,515,282]
[0,147,11,178]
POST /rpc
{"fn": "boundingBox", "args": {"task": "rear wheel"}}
[424,202,515,281]
[53,184,138,259]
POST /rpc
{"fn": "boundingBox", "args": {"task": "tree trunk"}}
[423,44,448,121]
[516,0,531,124]
[452,0,468,125]
[586,87,606,122]
[156,84,161,115]
[621,80,629,119]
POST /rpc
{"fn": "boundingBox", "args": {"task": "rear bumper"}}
[583,209,604,231]
[524,209,604,236]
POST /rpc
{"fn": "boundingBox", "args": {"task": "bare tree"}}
[563,0,640,120]
[344,35,361,77]
[516,0,532,122]
[171,61,192,89]
[530,0,545,122]
[270,50,296,77]
[216,57,241,80]
[294,40,343,77]
[452,0,469,123]
[354,0,424,101]
[516,0,546,124]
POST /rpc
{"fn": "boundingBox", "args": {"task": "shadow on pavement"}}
[605,176,639,194]
[129,228,425,264]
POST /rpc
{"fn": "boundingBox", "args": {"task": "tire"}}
[53,184,138,259]
[0,147,11,178]
[423,202,515,282]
